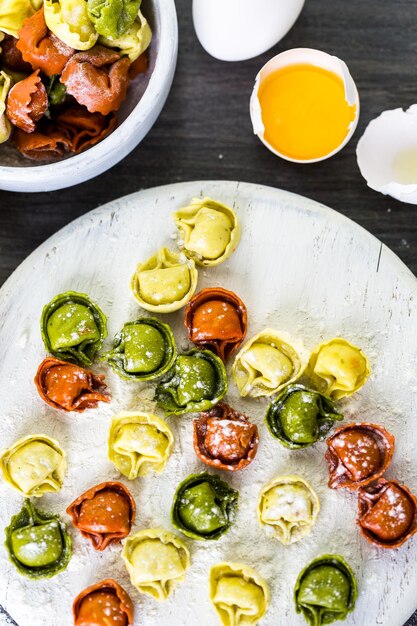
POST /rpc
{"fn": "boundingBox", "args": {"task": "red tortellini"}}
[67,481,136,551]
[325,423,395,490]
[194,403,259,471]
[73,579,134,626]
[185,288,248,362]
[13,106,116,160]
[16,8,74,77]
[61,46,130,115]
[357,479,417,548]
[6,69,48,132]
[35,357,110,412]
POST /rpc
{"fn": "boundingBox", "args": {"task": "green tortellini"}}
[122,528,190,601]
[44,0,99,50]
[155,349,227,416]
[131,247,198,313]
[99,10,152,61]
[265,384,343,449]
[108,411,174,479]
[173,197,240,267]
[41,291,107,366]
[0,434,66,497]
[308,338,371,400]
[257,475,320,545]
[232,329,307,398]
[5,499,72,579]
[294,555,358,626]
[171,472,238,540]
[87,0,141,39]
[101,317,176,380]
[0,71,12,144]
[0,0,38,37]
[46,75,67,107]
[210,562,270,626]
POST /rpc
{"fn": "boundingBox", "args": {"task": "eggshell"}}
[250,48,360,164]
[192,0,305,62]
[356,105,417,204]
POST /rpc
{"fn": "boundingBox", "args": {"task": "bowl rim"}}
[0,0,178,193]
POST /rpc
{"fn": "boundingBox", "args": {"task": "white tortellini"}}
[131,246,198,313]
[257,475,320,545]
[0,0,40,38]
[173,197,240,267]
[108,411,174,479]
[122,528,190,600]
[44,0,99,50]
[0,71,13,144]
[232,329,307,398]
[308,338,371,400]
[0,434,67,497]
[210,562,270,626]
[99,8,152,62]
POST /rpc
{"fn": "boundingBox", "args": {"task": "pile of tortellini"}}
[0,0,151,160]
[1,196,417,626]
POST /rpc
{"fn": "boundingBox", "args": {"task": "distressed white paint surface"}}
[0,181,416,626]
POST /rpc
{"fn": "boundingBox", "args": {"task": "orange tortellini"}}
[308,338,371,400]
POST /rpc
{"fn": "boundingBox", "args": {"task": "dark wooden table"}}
[0,0,416,624]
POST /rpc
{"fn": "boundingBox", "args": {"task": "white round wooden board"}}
[0,181,416,626]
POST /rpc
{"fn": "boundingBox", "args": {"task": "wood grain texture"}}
[0,1,417,625]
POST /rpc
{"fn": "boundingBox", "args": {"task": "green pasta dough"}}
[101,317,176,381]
[294,554,358,625]
[41,291,107,366]
[5,500,72,579]
[171,472,238,540]
[155,349,227,416]
[87,0,141,39]
[265,384,343,449]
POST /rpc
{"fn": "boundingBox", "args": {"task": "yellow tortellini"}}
[0,0,39,37]
[0,434,66,497]
[131,247,198,313]
[257,475,320,546]
[0,71,12,144]
[173,197,240,267]
[99,9,152,62]
[108,411,174,479]
[307,338,371,400]
[232,329,307,398]
[44,0,99,50]
[122,528,190,601]
[210,562,270,626]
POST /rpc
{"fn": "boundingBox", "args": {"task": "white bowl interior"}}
[0,0,178,191]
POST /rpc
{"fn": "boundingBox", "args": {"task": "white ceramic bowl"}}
[250,48,360,164]
[0,0,178,192]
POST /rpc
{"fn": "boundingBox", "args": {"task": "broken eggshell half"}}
[356,105,417,204]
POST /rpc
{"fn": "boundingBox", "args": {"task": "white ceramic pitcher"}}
[193,0,306,62]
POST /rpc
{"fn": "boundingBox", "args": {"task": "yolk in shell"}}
[258,63,357,161]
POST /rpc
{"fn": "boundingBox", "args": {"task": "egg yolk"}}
[258,63,357,161]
